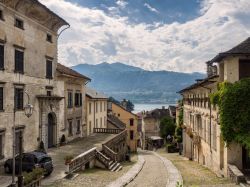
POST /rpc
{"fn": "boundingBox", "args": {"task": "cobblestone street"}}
[127,151,169,187]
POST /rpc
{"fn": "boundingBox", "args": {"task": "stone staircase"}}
[95,150,123,172]
[108,160,123,172]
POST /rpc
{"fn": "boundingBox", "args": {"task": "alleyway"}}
[126,151,169,187]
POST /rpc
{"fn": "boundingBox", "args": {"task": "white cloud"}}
[144,3,159,14]
[40,0,250,73]
[116,0,128,9]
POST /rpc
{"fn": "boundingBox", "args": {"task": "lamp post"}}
[12,91,33,187]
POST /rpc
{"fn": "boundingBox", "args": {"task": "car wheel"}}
[4,165,11,174]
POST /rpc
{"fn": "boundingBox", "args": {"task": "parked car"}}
[4,151,53,176]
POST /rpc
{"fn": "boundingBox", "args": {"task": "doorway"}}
[48,113,56,148]
[243,147,250,173]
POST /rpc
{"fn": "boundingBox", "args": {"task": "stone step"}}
[111,163,121,172]
[109,161,118,170]
[115,165,123,172]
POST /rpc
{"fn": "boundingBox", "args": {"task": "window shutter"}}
[0,45,4,69]
[15,50,24,73]
[80,93,82,106]
[75,93,78,106]
[0,87,3,110]
[46,60,52,79]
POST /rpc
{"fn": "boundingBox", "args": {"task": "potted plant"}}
[64,155,74,165]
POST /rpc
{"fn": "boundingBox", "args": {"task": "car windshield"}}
[39,156,52,163]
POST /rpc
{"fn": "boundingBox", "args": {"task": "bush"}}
[64,155,74,164]
[23,168,44,185]
[160,117,176,139]
[166,144,179,153]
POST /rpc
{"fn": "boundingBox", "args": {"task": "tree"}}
[160,117,176,140]
[126,100,134,112]
[108,97,120,105]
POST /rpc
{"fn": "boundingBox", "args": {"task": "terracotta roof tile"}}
[57,63,91,80]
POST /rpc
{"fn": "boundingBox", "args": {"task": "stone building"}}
[143,107,170,138]
[179,37,250,177]
[0,0,68,159]
[56,63,90,143]
[85,88,108,136]
[109,102,138,152]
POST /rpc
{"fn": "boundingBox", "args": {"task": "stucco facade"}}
[180,38,250,177]
[0,0,68,160]
[110,102,138,152]
[56,63,90,143]
[85,88,108,136]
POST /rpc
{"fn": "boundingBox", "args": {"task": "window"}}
[96,119,98,128]
[76,119,81,134]
[15,18,24,29]
[68,120,73,136]
[129,118,134,126]
[89,121,92,134]
[75,92,82,107]
[15,88,23,110]
[0,87,3,110]
[15,49,24,73]
[104,116,106,127]
[0,44,4,70]
[130,130,134,140]
[46,60,53,79]
[47,90,51,96]
[104,102,106,111]
[89,103,91,114]
[118,114,120,117]
[239,59,250,79]
[0,132,4,159]
[100,102,102,112]
[0,10,3,20]
[15,130,23,155]
[95,102,98,113]
[212,124,217,151]
[46,34,52,43]
[68,91,73,108]
[100,117,102,128]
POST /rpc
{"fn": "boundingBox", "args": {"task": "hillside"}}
[72,62,205,103]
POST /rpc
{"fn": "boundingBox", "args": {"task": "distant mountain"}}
[72,62,205,104]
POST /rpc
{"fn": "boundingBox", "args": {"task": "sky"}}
[40,0,250,73]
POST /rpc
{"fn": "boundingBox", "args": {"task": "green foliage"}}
[108,97,120,105]
[126,100,135,112]
[160,117,176,139]
[64,155,74,162]
[175,100,183,142]
[210,78,250,149]
[23,168,44,185]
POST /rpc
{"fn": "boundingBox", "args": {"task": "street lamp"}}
[12,91,33,187]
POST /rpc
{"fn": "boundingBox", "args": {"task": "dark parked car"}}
[4,151,53,176]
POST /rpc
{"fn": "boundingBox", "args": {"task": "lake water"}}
[133,103,176,114]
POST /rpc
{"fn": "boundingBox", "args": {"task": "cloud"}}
[144,3,159,13]
[40,0,250,73]
[116,0,128,9]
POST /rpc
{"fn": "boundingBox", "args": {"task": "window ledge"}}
[14,70,24,74]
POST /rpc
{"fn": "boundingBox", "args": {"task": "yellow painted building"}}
[109,102,138,152]
[85,88,108,136]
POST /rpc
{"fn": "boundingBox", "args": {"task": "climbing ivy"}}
[210,78,250,149]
